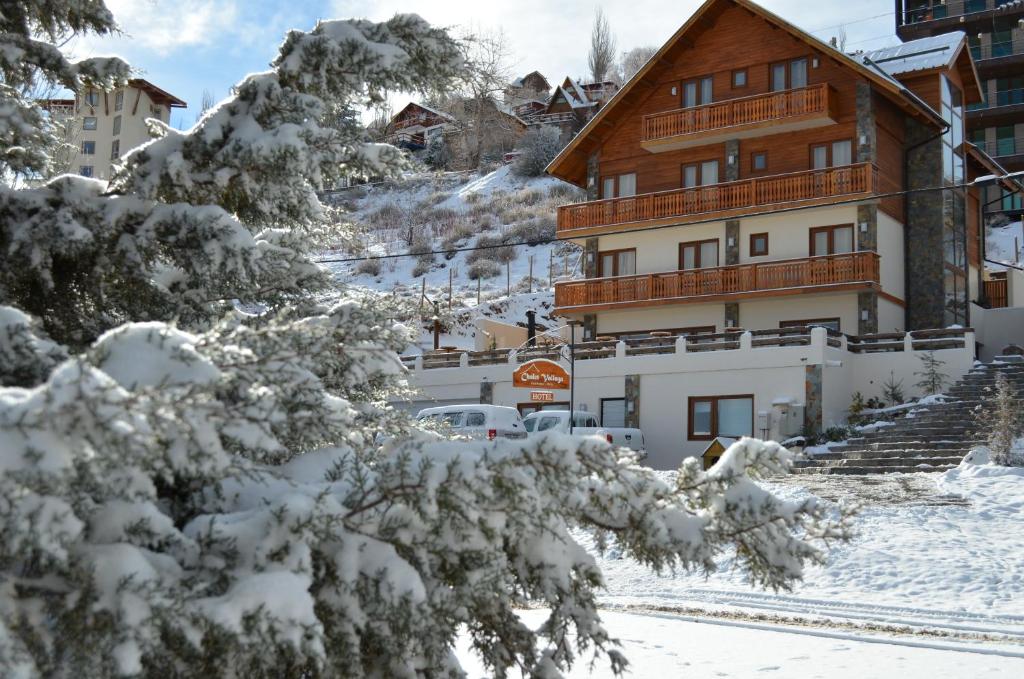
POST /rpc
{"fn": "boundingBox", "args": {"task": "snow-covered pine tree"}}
[914,351,948,396]
[1,3,851,677]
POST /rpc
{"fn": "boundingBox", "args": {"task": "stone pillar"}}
[804,364,822,437]
[725,139,740,182]
[584,237,600,278]
[724,302,740,329]
[625,374,641,429]
[856,204,877,251]
[479,380,493,405]
[855,82,876,164]
[582,314,597,341]
[586,152,600,200]
[858,291,878,334]
[905,117,945,330]
[725,220,740,264]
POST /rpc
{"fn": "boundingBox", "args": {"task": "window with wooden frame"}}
[749,232,769,257]
[732,69,747,88]
[688,395,754,440]
[682,75,713,108]
[598,248,636,278]
[810,139,853,169]
[679,239,719,270]
[681,159,720,188]
[601,172,637,199]
[809,224,855,256]
[780,318,841,331]
[770,57,808,92]
[751,151,767,172]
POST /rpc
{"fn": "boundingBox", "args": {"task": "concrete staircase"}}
[793,357,1024,475]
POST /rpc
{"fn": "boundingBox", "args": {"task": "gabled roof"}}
[510,71,551,91]
[390,101,455,125]
[128,79,186,108]
[547,0,954,186]
[861,31,982,104]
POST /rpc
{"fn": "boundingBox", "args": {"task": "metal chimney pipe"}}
[526,310,537,348]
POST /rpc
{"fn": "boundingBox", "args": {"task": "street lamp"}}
[564,319,583,435]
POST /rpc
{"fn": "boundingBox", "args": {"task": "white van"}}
[522,410,646,459]
[416,404,527,440]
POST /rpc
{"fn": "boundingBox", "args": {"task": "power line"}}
[807,11,895,35]
[315,178,1014,266]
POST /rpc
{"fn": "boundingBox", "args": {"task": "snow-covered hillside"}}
[986,220,1023,270]
[321,166,584,351]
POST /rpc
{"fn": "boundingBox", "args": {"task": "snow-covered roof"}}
[862,32,966,77]
[392,101,455,123]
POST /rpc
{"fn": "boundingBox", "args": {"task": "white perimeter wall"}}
[971,303,1024,361]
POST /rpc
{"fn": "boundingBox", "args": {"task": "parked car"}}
[415,404,527,440]
[522,410,646,458]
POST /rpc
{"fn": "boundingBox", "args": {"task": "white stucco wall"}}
[878,297,904,333]
[738,293,858,333]
[971,303,1024,361]
[595,304,725,334]
[876,210,905,300]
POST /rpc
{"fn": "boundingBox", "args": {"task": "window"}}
[810,224,855,256]
[682,160,720,187]
[598,249,636,277]
[79,165,94,177]
[573,413,599,428]
[732,69,747,88]
[780,318,841,331]
[601,398,626,428]
[749,232,769,257]
[464,412,486,427]
[682,75,713,107]
[112,115,121,136]
[602,173,637,198]
[110,139,120,160]
[84,91,99,107]
[679,239,719,269]
[752,152,767,171]
[771,58,808,91]
[151,106,163,118]
[81,141,95,155]
[688,395,754,440]
[115,90,124,111]
[810,140,853,169]
[83,117,97,130]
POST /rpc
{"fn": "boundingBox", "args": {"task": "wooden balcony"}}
[641,84,837,152]
[557,163,877,237]
[554,251,880,312]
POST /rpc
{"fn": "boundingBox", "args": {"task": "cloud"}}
[79,0,241,56]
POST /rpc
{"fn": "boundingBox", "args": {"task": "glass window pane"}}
[717,398,753,437]
[538,416,560,431]
[833,226,854,254]
[684,81,698,108]
[618,173,637,197]
[692,400,713,436]
[832,140,852,166]
[812,145,828,169]
[83,117,97,130]
[813,230,829,256]
[791,58,808,89]
[465,412,486,427]
[618,251,636,276]
[772,63,787,91]
[601,254,614,277]
[700,241,718,268]
[601,399,626,428]
[683,165,698,188]
[602,177,615,199]
[701,160,719,185]
[682,245,696,269]
[701,76,713,104]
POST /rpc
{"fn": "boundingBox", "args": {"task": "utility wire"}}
[314,178,1014,266]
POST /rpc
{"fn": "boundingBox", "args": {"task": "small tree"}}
[423,133,451,170]
[914,352,948,396]
[513,126,564,177]
[882,370,906,407]
[618,45,658,82]
[587,7,617,83]
[974,372,1024,466]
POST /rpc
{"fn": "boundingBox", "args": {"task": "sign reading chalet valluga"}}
[513,359,570,390]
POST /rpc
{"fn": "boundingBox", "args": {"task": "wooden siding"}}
[554,251,881,312]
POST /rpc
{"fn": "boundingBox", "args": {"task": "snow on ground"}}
[986,221,1023,270]
[320,166,581,351]
[589,463,1024,624]
[456,608,1024,678]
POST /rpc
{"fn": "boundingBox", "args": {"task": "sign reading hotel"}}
[513,359,570,390]
[530,391,555,403]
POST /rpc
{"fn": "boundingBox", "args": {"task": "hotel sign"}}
[513,359,570,390]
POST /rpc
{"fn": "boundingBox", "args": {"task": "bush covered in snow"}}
[0,4,850,677]
[974,372,1024,466]
[513,126,565,177]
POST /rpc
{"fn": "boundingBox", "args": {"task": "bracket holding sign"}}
[513,359,570,390]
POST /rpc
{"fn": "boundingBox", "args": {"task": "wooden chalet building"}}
[384,102,456,150]
[546,0,1022,341]
[529,77,620,141]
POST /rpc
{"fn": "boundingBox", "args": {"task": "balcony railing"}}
[974,136,1024,158]
[642,84,833,144]
[902,1,988,26]
[970,40,1024,61]
[557,163,877,235]
[554,251,880,310]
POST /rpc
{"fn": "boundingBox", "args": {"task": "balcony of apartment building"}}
[968,83,1024,126]
[554,250,880,313]
[969,37,1024,77]
[973,131,1024,168]
[640,84,838,152]
[897,1,1013,41]
[556,162,877,237]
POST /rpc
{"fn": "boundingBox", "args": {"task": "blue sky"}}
[73,0,899,130]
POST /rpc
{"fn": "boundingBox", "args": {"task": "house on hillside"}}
[384,102,457,151]
[505,71,552,108]
[529,77,621,141]
[41,79,186,182]
[399,0,1024,469]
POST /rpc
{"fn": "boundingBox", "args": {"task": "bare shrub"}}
[356,258,382,276]
[468,259,501,280]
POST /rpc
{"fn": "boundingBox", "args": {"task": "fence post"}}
[675,336,688,354]
[740,331,753,351]
[528,255,534,294]
[477,276,481,305]
[904,332,915,353]
[448,268,453,309]
[615,340,626,359]
[506,261,510,296]
[414,355,423,372]
[459,352,469,368]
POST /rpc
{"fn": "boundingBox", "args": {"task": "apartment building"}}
[546,0,1021,340]
[62,79,186,181]
[896,0,1024,216]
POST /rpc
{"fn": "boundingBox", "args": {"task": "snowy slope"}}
[986,221,1023,271]
[320,166,583,351]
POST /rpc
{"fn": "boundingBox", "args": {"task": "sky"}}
[71,0,900,130]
